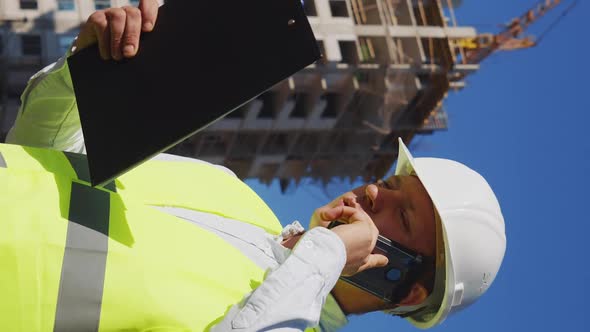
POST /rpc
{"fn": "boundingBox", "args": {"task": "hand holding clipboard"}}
[67,0,320,186]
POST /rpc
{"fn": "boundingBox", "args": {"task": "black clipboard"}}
[67,0,321,186]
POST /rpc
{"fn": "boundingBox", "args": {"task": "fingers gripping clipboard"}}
[67,0,321,187]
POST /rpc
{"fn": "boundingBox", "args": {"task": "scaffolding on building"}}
[169,0,471,189]
[0,0,573,192]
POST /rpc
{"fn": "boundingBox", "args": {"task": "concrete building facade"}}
[0,0,479,190]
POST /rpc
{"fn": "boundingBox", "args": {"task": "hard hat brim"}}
[394,138,456,329]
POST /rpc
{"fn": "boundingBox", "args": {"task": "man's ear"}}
[399,283,428,306]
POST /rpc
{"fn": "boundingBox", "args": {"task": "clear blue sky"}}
[248,1,589,331]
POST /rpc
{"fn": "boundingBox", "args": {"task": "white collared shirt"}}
[6,55,350,332]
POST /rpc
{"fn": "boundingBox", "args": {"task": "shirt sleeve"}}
[210,227,347,332]
[5,51,86,153]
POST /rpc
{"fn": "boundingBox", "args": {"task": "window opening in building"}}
[329,0,349,17]
[358,37,389,63]
[339,40,358,64]
[20,0,38,10]
[94,0,111,10]
[303,0,317,16]
[232,134,259,157]
[263,133,289,154]
[58,0,75,11]
[290,93,307,118]
[378,0,418,25]
[21,35,41,56]
[322,93,341,118]
[397,37,421,64]
[350,0,381,25]
[359,37,376,63]
[258,91,276,118]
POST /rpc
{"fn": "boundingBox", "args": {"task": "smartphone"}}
[327,221,427,302]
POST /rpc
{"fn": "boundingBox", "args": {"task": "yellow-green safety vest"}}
[0,143,309,331]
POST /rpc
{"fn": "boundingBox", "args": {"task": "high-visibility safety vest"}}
[0,143,298,331]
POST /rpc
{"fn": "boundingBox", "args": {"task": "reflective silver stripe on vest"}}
[54,182,110,332]
[0,151,6,167]
[63,152,116,192]
[155,206,282,271]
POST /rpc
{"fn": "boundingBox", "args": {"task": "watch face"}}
[68,0,320,186]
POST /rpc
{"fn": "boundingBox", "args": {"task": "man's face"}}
[329,175,438,313]
[350,175,436,257]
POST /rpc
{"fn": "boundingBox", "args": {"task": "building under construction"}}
[172,0,477,190]
[0,0,561,191]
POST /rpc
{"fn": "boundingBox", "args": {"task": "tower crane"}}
[455,0,577,66]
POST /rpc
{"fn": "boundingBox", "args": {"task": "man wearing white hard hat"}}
[397,140,507,328]
[305,137,506,329]
[1,1,506,331]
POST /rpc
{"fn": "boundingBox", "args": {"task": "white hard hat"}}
[394,138,506,328]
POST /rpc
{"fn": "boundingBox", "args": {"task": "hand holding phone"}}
[328,221,430,303]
